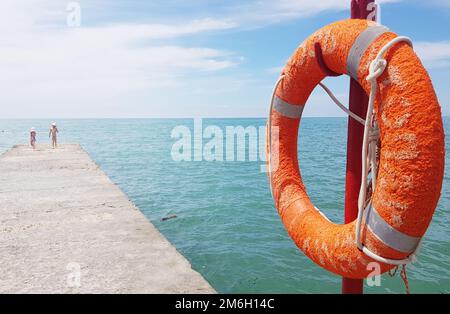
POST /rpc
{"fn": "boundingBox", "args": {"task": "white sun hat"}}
[30,127,36,132]
[51,122,56,127]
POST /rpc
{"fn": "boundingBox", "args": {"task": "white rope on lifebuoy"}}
[355,36,422,266]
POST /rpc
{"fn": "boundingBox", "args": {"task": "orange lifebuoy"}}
[267,19,445,279]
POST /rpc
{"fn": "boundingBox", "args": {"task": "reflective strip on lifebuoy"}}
[267,19,445,279]
[347,25,389,79]
[273,96,304,119]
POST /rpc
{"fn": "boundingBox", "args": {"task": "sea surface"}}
[1,118,449,293]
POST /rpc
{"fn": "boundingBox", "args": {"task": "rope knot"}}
[366,59,387,82]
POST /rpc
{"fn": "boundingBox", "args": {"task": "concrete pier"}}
[0,144,214,293]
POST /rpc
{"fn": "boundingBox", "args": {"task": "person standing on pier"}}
[49,122,59,149]
[30,127,36,150]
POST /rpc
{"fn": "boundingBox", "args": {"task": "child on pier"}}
[30,127,36,150]
[49,122,59,149]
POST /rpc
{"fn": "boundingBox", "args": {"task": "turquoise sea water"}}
[0,118,449,293]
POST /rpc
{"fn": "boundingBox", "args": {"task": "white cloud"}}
[66,18,237,42]
[0,0,241,118]
[415,41,450,68]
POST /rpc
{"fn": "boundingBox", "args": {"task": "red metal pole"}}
[342,0,376,294]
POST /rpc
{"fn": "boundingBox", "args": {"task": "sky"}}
[0,0,449,118]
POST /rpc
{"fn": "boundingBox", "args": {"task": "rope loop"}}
[388,265,399,277]
[388,264,411,294]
